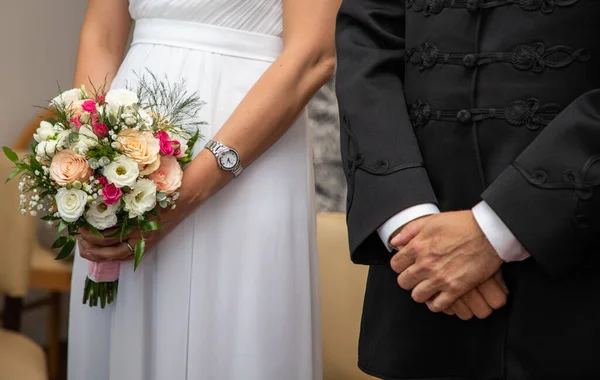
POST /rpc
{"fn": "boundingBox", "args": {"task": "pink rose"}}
[93,123,109,137]
[101,183,122,205]
[49,149,92,186]
[70,117,82,129]
[91,114,99,124]
[156,131,169,141]
[97,176,108,186]
[82,100,97,113]
[149,156,183,194]
[97,94,106,104]
[160,139,175,156]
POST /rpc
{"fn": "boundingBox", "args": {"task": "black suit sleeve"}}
[483,89,600,279]
[335,0,438,265]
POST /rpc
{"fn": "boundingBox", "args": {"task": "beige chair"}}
[317,212,375,380]
[0,152,48,380]
[14,118,73,379]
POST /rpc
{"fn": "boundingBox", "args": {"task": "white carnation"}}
[56,130,71,149]
[34,121,56,142]
[50,88,82,108]
[103,155,139,188]
[105,89,139,113]
[55,188,88,222]
[53,123,67,131]
[85,199,119,230]
[74,125,98,155]
[36,139,58,158]
[123,179,157,218]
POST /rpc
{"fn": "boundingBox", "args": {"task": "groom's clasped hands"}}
[390,211,507,320]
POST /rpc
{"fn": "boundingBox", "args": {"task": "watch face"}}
[219,150,239,169]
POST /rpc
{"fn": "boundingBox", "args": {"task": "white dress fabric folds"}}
[68,3,321,379]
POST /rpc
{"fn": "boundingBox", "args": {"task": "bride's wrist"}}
[179,150,234,209]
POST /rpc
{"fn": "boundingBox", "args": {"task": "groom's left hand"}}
[389,211,503,312]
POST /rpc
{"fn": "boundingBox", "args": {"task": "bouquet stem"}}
[83,277,118,308]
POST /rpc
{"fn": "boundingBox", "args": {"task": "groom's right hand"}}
[441,271,508,320]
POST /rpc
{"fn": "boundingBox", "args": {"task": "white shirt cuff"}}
[377,203,440,251]
[472,201,530,262]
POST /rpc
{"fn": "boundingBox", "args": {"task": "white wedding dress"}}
[68,1,322,379]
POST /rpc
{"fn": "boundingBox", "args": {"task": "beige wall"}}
[0,0,87,147]
[0,0,88,344]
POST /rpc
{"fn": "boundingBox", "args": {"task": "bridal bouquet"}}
[3,73,204,307]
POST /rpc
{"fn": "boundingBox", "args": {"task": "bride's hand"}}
[78,203,188,262]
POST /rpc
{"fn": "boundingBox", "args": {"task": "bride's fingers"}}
[77,238,105,262]
[121,229,144,242]
[80,240,134,262]
[117,254,135,262]
[79,228,124,246]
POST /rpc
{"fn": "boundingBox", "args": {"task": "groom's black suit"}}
[335,0,600,379]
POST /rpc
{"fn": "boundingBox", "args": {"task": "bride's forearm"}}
[72,0,132,89]
[214,48,336,166]
[180,47,336,209]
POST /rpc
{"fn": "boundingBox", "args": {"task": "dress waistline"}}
[131,18,283,63]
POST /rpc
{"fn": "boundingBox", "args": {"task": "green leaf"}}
[5,167,23,183]
[58,221,68,233]
[55,238,75,260]
[133,239,145,271]
[141,221,161,233]
[51,236,68,249]
[84,223,104,238]
[121,224,136,238]
[2,147,18,163]
[41,214,59,221]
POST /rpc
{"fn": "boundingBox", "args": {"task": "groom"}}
[335,0,600,379]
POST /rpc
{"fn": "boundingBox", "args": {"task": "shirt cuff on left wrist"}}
[472,201,530,262]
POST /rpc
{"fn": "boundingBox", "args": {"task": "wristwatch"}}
[205,139,244,177]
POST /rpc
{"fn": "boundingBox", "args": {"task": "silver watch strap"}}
[206,139,223,155]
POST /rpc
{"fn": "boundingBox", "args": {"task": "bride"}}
[68,0,340,379]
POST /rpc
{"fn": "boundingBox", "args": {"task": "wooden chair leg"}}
[2,296,23,331]
[47,292,61,380]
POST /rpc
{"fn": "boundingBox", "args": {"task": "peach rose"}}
[148,156,183,194]
[117,129,160,172]
[49,149,92,186]
[68,100,86,118]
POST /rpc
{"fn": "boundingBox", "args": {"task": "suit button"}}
[466,0,479,12]
[463,54,478,68]
[456,109,472,124]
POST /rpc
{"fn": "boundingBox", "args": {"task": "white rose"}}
[50,88,82,108]
[34,121,56,142]
[105,89,139,113]
[123,179,157,218]
[55,188,88,222]
[103,155,139,188]
[74,125,98,155]
[85,199,119,230]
